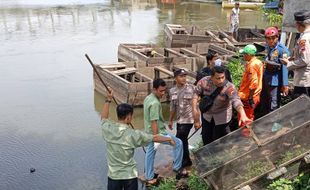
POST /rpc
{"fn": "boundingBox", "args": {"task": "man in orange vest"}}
[238,44,263,131]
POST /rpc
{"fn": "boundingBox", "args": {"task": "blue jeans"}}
[144,133,183,180]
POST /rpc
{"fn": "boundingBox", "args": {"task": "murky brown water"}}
[0,0,269,189]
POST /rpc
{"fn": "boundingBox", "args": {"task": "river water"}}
[0,0,269,189]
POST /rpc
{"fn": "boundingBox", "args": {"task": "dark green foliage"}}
[152,173,210,190]
[187,172,210,190]
[267,178,294,190]
[150,178,176,190]
[226,58,245,88]
[267,173,310,190]
[262,9,283,26]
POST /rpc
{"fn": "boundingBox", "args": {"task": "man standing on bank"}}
[144,79,187,185]
[168,69,199,168]
[260,26,290,116]
[229,2,240,39]
[101,89,176,190]
[192,66,250,145]
[280,10,310,97]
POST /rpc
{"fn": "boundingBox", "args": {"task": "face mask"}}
[214,58,222,66]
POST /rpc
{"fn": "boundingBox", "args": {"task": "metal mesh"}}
[193,95,310,190]
[252,95,310,144]
[194,128,257,176]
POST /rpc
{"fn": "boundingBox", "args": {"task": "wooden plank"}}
[164,48,188,57]
[154,66,174,77]
[112,68,137,75]
[135,72,153,82]
[206,30,223,43]
[180,48,203,58]
[286,32,293,47]
[98,63,127,69]
[219,30,238,43]
[223,38,235,47]
[209,44,235,55]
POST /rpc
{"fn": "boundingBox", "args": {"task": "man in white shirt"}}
[230,2,240,39]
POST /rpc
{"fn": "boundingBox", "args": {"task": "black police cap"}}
[174,68,187,77]
[294,10,310,22]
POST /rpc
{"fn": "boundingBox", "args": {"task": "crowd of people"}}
[100,9,310,190]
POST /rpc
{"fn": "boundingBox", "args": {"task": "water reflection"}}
[0,0,268,189]
[1,0,268,43]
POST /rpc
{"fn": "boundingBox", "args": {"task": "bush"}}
[150,178,176,190]
[187,172,210,190]
[152,173,210,190]
[262,9,283,27]
[226,57,244,88]
[267,173,310,190]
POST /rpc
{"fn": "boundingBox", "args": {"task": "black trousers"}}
[176,123,193,165]
[107,177,138,190]
[201,117,231,146]
[293,86,310,98]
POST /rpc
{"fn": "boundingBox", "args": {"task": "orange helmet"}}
[265,27,279,37]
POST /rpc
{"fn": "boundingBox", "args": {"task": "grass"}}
[276,147,307,166]
[150,178,176,190]
[237,160,273,181]
[187,172,210,190]
[151,173,210,190]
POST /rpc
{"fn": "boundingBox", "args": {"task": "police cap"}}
[174,68,187,77]
[294,10,310,22]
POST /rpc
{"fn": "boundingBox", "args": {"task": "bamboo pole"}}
[85,54,146,153]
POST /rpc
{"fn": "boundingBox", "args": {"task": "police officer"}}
[260,27,290,116]
[168,68,198,167]
[280,10,310,97]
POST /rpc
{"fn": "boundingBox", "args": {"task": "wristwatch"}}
[105,99,112,103]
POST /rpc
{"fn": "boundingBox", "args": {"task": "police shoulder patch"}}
[299,39,307,51]
[226,86,236,96]
[270,50,279,61]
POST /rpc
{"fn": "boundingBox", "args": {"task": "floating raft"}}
[93,61,198,106]
[164,24,265,48]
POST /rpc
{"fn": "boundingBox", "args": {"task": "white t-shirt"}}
[231,8,240,25]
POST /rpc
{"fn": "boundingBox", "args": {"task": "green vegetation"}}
[237,161,273,181]
[267,173,310,190]
[151,173,210,190]
[190,139,203,153]
[150,178,176,190]
[187,172,210,190]
[276,147,307,166]
[267,178,294,190]
[226,57,244,88]
[262,9,283,27]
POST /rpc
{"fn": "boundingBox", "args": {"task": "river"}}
[0,0,269,189]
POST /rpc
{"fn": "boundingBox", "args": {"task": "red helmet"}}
[265,27,279,37]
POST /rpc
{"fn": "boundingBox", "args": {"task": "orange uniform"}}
[238,57,263,122]
[239,57,263,102]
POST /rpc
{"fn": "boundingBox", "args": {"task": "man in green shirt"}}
[144,79,186,185]
[101,89,175,190]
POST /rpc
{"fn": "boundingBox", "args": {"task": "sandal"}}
[154,173,159,179]
[146,178,158,186]
[175,169,189,180]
